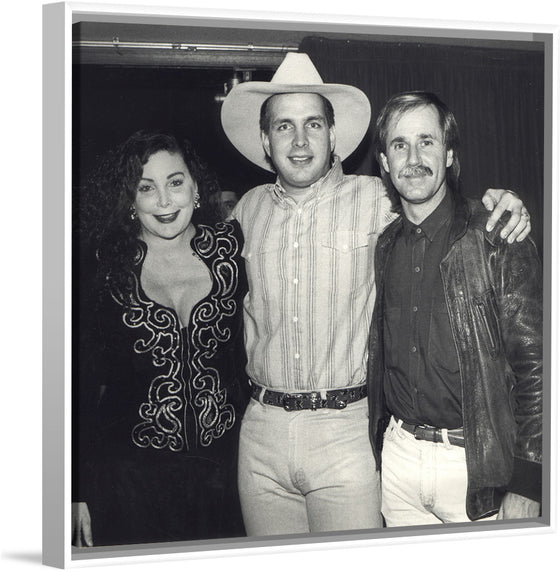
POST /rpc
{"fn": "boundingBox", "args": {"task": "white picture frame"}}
[38,1,558,569]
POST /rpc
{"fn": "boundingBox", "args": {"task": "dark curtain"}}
[300,37,545,253]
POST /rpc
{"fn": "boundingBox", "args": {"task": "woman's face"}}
[134,150,198,242]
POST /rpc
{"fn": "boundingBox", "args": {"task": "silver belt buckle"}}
[309,391,322,410]
[282,393,302,411]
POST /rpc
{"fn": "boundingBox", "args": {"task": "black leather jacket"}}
[367,192,543,520]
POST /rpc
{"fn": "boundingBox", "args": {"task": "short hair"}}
[373,91,461,208]
[259,92,335,134]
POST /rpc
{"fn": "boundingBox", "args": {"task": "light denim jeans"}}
[381,416,497,526]
[238,397,382,536]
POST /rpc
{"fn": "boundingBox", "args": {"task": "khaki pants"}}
[238,397,382,535]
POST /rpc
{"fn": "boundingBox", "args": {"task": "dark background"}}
[73,22,545,251]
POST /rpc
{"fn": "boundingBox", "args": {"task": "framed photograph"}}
[43,1,557,568]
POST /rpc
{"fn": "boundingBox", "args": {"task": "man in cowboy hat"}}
[220,52,530,536]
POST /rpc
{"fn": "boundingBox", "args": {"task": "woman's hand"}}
[497,492,540,520]
[72,502,93,547]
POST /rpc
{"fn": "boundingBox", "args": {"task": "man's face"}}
[380,104,453,216]
[261,93,335,196]
[220,190,239,219]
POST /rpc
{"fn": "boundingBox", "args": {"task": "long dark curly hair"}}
[79,130,222,295]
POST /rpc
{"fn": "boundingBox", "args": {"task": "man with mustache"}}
[367,91,542,526]
[220,54,532,535]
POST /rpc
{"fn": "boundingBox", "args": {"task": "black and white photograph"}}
[32,1,558,569]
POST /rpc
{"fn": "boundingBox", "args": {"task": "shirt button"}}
[414,266,421,273]
[294,242,299,248]
[293,316,299,322]
[297,208,303,215]
[295,353,300,359]
[412,306,418,312]
[416,228,422,234]
[293,278,299,284]
[411,346,417,353]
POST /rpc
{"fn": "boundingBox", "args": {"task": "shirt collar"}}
[403,189,453,242]
[270,156,344,204]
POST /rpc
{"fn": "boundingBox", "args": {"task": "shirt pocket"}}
[240,242,282,308]
[318,231,375,295]
[320,230,371,253]
[241,241,280,269]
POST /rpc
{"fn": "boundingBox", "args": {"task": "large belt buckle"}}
[308,391,322,411]
[282,393,303,411]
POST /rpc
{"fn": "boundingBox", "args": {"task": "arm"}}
[495,236,543,513]
[482,189,531,243]
[72,246,103,543]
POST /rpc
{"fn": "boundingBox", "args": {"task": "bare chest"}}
[140,253,212,328]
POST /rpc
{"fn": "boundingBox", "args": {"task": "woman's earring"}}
[194,193,201,209]
[130,205,137,220]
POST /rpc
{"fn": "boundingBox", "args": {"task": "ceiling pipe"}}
[73,38,299,53]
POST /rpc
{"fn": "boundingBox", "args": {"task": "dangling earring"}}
[130,205,137,220]
[194,193,201,209]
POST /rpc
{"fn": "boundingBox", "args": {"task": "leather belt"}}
[250,382,367,411]
[400,420,465,447]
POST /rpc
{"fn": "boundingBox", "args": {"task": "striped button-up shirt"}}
[233,158,395,391]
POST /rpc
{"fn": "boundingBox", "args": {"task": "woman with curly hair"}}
[72,130,249,547]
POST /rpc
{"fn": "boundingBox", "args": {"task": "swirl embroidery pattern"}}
[108,224,241,452]
[109,251,187,452]
[189,224,239,447]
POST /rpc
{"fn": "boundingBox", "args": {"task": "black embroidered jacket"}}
[73,221,249,505]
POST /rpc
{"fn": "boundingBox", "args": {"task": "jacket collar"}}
[388,187,503,246]
[380,190,476,250]
[378,190,506,274]
[449,189,504,247]
[449,189,471,243]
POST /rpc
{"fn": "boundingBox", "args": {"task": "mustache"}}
[399,165,433,178]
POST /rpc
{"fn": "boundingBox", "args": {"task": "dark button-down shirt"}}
[383,190,463,429]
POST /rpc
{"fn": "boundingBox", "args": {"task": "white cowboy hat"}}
[220,52,371,172]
